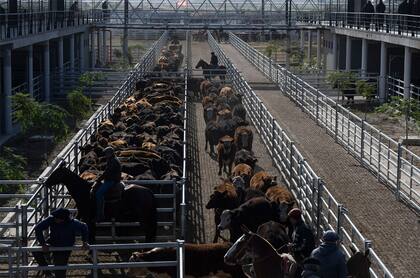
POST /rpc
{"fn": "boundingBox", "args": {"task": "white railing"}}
[386,75,420,99]
[208,31,394,278]
[228,32,420,214]
[0,241,185,278]
[0,31,169,249]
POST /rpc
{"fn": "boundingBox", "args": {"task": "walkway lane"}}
[220,43,420,278]
[187,41,280,243]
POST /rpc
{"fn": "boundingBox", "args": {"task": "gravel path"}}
[220,43,420,278]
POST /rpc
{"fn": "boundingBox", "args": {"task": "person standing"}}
[210,52,218,66]
[93,146,122,221]
[375,0,386,31]
[311,230,347,278]
[362,1,375,30]
[287,208,316,264]
[34,208,89,278]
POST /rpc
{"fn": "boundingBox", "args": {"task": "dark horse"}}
[44,165,157,244]
[195,59,226,81]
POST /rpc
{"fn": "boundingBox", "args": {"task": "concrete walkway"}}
[220,43,420,278]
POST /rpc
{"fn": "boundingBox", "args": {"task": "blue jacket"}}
[310,243,347,278]
[35,216,89,247]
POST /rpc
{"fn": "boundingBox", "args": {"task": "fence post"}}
[316,89,320,125]
[364,239,372,253]
[271,118,276,161]
[360,120,365,161]
[336,204,346,239]
[316,179,323,242]
[73,141,79,173]
[21,204,28,272]
[289,142,295,182]
[269,57,272,80]
[92,248,98,278]
[332,101,338,142]
[396,143,402,200]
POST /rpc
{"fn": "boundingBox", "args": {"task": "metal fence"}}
[0,241,185,278]
[386,75,420,99]
[207,31,394,278]
[0,31,189,275]
[228,32,420,214]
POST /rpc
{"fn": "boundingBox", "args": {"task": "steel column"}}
[379,41,387,102]
[43,41,51,102]
[2,48,12,134]
[79,32,85,72]
[58,37,64,94]
[307,30,312,63]
[27,45,34,97]
[316,29,321,69]
[102,29,107,64]
[332,33,337,70]
[300,29,304,51]
[361,38,367,77]
[403,46,412,99]
[345,36,351,71]
[91,30,96,68]
[70,34,75,72]
[97,30,103,65]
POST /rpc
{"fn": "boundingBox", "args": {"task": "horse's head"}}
[224,226,254,266]
[195,59,204,69]
[44,163,71,188]
[347,246,371,278]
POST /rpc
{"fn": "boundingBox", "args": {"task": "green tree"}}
[0,147,26,195]
[67,89,92,121]
[327,71,357,103]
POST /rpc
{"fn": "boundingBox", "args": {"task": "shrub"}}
[356,80,376,100]
[0,147,26,194]
[67,89,92,121]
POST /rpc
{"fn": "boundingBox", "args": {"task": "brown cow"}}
[266,185,296,222]
[231,163,253,188]
[234,126,253,151]
[250,171,277,192]
[217,108,232,121]
[200,80,213,97]
[219,86,234,97]
[217,136,236,175]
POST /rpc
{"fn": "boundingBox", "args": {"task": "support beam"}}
[43,41,50,102]
[379,41,387,102]
[97,31,102,66]
[102,29,107,64]
[345,36,352,71]
[300,29,304,51]
[70,34,75,72]
[27,45,34,97]
[286,30,290,68]
[361,38,368,77]
[79,32,85,72]
[332,33,338,70]
[316,29,322,69]
[91,31,95,68]
[403,46,412,99]
[307,30,312,64]
[58,37,64,94]
[2,48,12,134]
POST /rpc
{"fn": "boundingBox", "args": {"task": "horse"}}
[44,165,158,244]
[224,226,297,278]
[195,59,226,81]
[347,246,371,278]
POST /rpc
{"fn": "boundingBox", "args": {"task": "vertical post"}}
[300,29,304,51]
[79,32,85,72]
[396,143,402,200]
[332,33,337,70]
[27,45,34,97]
[43,41,51,102]
[307,30,312,64]
[336,204,343,238]
[102,28,107,64]
[379,41,387,103]
[58,37,64,94]
[316,179,323,241]
[92,248,98,278]
[21,204,28,269]
[334,102,338,141]
[361,38,367,77]
[70,34,75,72]
[360,120,365,161]
[345,36,351,71]
[3,48,12,134]
[289,142,295,182]
[123,0,129,63]
[403,46,412,99]
[316,29,322,69]
[97,31,102,66]
[90,30,96,68]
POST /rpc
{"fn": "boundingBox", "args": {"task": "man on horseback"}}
[210,52,219,66]
[93,147,122,221]
[287,208,315,264]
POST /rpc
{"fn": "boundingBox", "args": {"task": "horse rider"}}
[93,146,122,222]
[34,208,89,278]
[210,52,219,67]
[287,208,316,264]
[311,230,348,278]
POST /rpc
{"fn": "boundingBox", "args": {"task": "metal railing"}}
[0,241,185,278]
[228,32,420,214]
[208,31,393,278]
[0,30,168,250]
[386,75,420,99]
[0,10,102,41]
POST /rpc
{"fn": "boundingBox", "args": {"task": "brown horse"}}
[224,227,297,278]
[347,246,371,278]
[44,165,157,244]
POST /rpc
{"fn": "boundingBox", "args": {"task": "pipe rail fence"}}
[0,30,189,276]
[228,32,420,214]
[207,31,394,278]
